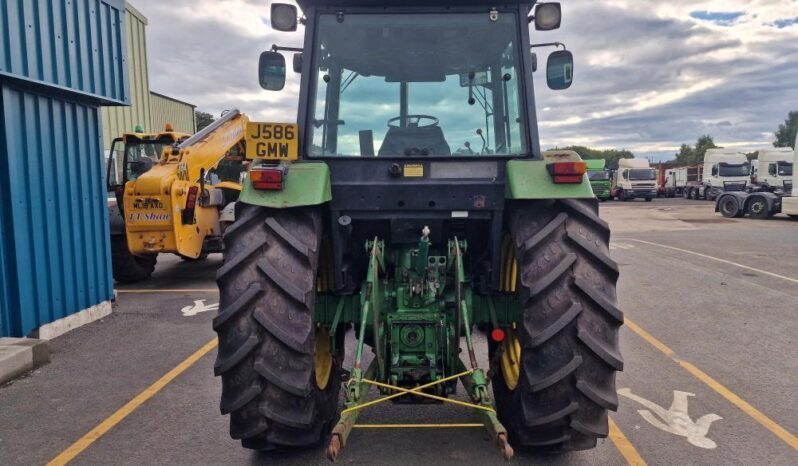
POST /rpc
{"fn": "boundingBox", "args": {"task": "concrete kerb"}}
[0,337,50,385]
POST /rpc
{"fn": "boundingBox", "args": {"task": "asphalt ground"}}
[1,197,796,465]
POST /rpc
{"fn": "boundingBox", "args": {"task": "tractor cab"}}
[261,1,571,159]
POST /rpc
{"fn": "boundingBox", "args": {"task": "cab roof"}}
[297,0,535,10]
[122,131,190,142]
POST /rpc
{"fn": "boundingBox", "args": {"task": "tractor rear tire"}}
[493,199,623,451]
[214,203,341,451]
[111,235,156,283]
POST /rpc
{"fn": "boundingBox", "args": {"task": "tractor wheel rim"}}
[315,327,333,390]
[500,325,522,390]
[751,201,764,213]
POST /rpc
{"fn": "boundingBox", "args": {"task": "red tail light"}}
[250,165,286,190]
[181,185,199,225]
[547,161,587,184]
[185,185,198,210]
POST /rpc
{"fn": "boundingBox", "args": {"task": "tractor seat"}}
[378,125,451,156]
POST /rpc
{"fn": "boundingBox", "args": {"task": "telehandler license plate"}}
[246,122,299,160]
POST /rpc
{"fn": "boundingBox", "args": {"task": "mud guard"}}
[238,161,332,208]
[506,151,595,200]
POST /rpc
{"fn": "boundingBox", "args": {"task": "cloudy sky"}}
[133,0,798,161]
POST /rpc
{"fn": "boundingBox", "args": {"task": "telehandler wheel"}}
[214,204,342,451]
[492,199,623,451]
[110,235,156,283]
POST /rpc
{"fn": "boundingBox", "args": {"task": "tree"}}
[674,135,718,165]
[550,145,634,170]
[195,111,215,132]
[693,135,718,163]
[745,151,758,161]
[675,145,693,165]
[773,111,798,149]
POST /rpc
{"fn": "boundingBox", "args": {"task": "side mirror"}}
[270,3,297,32]
[546,50,573,90]
[259,51,286,91]
[293,53,303,73]
[533,3,561,31]
[530,52,538,72]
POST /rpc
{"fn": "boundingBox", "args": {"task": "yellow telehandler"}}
[106,110,249,283]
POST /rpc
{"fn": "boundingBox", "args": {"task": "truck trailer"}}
[611,158,657,201]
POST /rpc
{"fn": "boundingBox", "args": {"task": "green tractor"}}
[214,0,622,460]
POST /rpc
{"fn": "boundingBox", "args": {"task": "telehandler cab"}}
[214,0,622,460]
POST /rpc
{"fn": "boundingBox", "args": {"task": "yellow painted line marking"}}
[622,238,798,285]
[353,423,484,429]
[116,288,217,293]
[609,417,648,466]
[624,319,675,357]
[46,338,218,466]
[625,318,798,451]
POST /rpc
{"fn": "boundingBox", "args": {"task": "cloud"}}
[131,0,798,162]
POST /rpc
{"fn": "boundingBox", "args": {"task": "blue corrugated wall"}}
[0,0,126,337]
[0,84,114,337]
[0,0,128,104]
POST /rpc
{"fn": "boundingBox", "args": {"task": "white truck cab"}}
[716,136,798,219]
[702,149,750,199]
[754,148,793,194]
[612,158,657,201]
[780,138,798,216]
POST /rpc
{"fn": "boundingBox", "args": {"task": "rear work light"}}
[547,161,587,184]
[250,164,287,190]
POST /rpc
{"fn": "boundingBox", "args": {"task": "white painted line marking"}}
[180,299,219,317]
[620,238,798,284]
[619,388,722,449]
[610,243,636,250]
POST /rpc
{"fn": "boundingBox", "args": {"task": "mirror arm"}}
[531,42,566,50]
[271,44,303,53]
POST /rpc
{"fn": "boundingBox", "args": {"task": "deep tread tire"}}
[214,203,341,450]
[111,235,156,283]
[492,199,623,451]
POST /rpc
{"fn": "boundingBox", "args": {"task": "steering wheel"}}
[387,115,439,128]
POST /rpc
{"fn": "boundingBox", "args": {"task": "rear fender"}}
[506,151,594,200]
[238,162,331,208]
